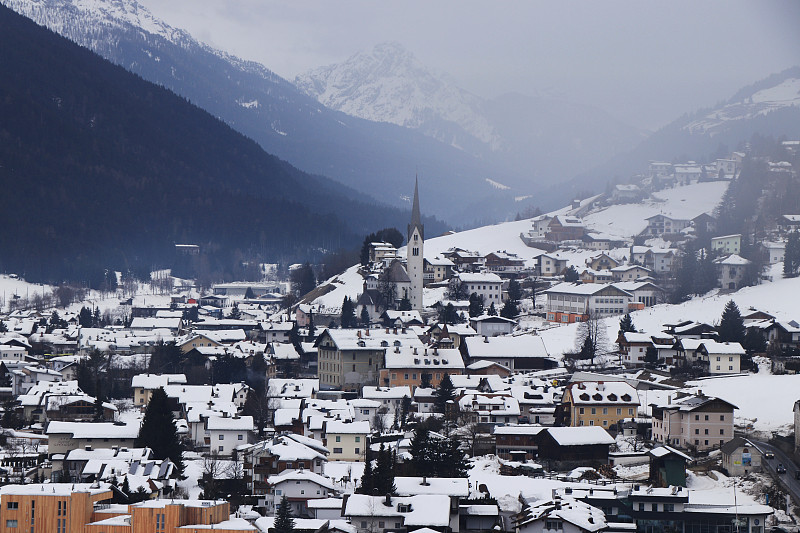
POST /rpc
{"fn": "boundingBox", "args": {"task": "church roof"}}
[408,177,424,241]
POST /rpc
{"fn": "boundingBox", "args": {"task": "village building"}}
[650,393,736,451]
[560,381,639,428]
[379,345,464,389]
[544,282,632,323]
[454,272,503,305]
[714,254,750,290]
[711,234,742,256]
[721,437,762,476]
[423,256,455,285]
[462,335,553,372]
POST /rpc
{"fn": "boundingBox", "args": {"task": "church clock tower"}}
[407,178,424,310]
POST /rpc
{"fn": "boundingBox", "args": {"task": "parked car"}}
[777,463,786,473]
[765,451,775,459]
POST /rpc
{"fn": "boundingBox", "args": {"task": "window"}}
[379,522,385,528]
[218,445,224,452]
[276,490,282,495]
[333,447,342,454]
[6,502,18,510]
[7,521,18,529]
[704,429,709,435]
[664,503,675,512]
[545,520,563,530]
[591,408,596,414]
[720,415,725,421]
[720,429,725,435]
[355,448,360,454]
[695,415,699,420]
[617,408,622,415]
[651,504,658,511]
[219,435,224,440]
[361,522,367,529]
[238,434,243,440]
[638,503,645,511]
[579,407,584,414]
[602,407,608,414]
[695,429,700,434]
[336,436,341,442]
[704,415,709,421]
[355,436,361,442]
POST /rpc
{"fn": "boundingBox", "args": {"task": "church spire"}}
[408,176,424,241]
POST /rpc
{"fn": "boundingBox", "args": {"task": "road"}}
[753,439,800,505]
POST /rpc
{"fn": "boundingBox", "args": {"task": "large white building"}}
[456,272,503,305]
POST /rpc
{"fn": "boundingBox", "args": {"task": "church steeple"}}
[408,176,424,242]
[406,177,424,311]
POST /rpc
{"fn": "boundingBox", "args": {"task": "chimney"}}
[413,348,418,355]
[384,493,392,507]
[366,329,370,336]
[424,348,428,356]
[386,328,390,334]
[483,336,489,343]
[357,330,362,338]
[393,327,398,334]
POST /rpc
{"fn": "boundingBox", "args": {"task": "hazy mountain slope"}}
[296,42,646,190]
[0,4,440,283]
[562,66,800,198]
[1,0,519,223]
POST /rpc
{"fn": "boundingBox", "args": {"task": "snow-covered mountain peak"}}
[295,41,502,150]
[2,0,185,42]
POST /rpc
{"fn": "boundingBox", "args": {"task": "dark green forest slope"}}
[0,5,438,283]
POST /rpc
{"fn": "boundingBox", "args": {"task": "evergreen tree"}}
[487,303,497,316]
[360,306,370,327]
[1,399,23,430]
[785,231,800,278]
[340,297,357,328]
[507,279,522,302]
[400,396,411,428]
[644,346,659,368]
[420,373,432,389]
[694,249,718,295]
[718,300,745,344]
[137,388,184,474]
[307,312,316,337]
[398,297,412,311]
[468,293,484,318]
[274,495,295,533]
[78,306,93,327]
[500,300,519,319]
[409,427,433,475]
[563,266,579,282]
[743,328,767,354]
[618,313,635,335]
[149,341,183,374]
[228,303,242,320]
[438,303,459,325]
[358,454,374,494]
[374,443,396,495]
[291,263,316,298]
[434,373,456,414]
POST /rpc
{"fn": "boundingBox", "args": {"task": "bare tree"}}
[574,310,609,365]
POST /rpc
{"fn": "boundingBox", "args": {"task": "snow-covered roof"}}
[713,254,750,266]
[324,420,370,434]
[697,340,745,355]
[567,381,639,405]
[131,373,187,389]
[493,425,546,436]
[206,415,253,432]
[393,477,469,497]
[46,421,139,439]
[362,386,412,400]
[516,496,606,532]
[267,469,336,490]
[457,272,503,284]
[0,482,112,496]
[317,328,423,351]
[546,427,615,446]
[464,335,549,359]
[344,494,451,526]
[383,346,464,371]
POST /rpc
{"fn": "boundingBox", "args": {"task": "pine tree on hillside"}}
[374,443,396,495]
[409,427,433,475]
[618,314,635,335]
[500,300,519,319]
[340,297,357,328]
[718,300,745,344]
[228,302,242,320]
[274,495,295,533]
[360,306,370,327]
[434,373,456,414]
[137,388,184,474]
[468,293,484,318]
[487,303,497,316]
[358,453,374,494]
[785,232,800,278]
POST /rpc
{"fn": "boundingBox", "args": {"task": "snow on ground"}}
[468,456,566,513]
[310,265,365,312]
[582,182,728,239]
[684,372,800,432]
[0,275,54,312]
[324,461,364,494]
[179,455,205,499]
[538,263,800,362]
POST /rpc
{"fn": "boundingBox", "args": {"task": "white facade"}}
[457,272,503,305]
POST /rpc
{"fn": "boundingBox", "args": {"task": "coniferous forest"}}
[0,5,442,284]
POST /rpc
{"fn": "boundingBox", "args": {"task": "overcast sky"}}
[138,0,799,130]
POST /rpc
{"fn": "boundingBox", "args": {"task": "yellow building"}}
[561,381,639,428]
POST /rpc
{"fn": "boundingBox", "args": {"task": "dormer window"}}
[593,393,602,401]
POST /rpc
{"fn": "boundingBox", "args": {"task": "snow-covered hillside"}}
[684,76,800,136]
[295,42,502,150]
[423,180,728,258]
